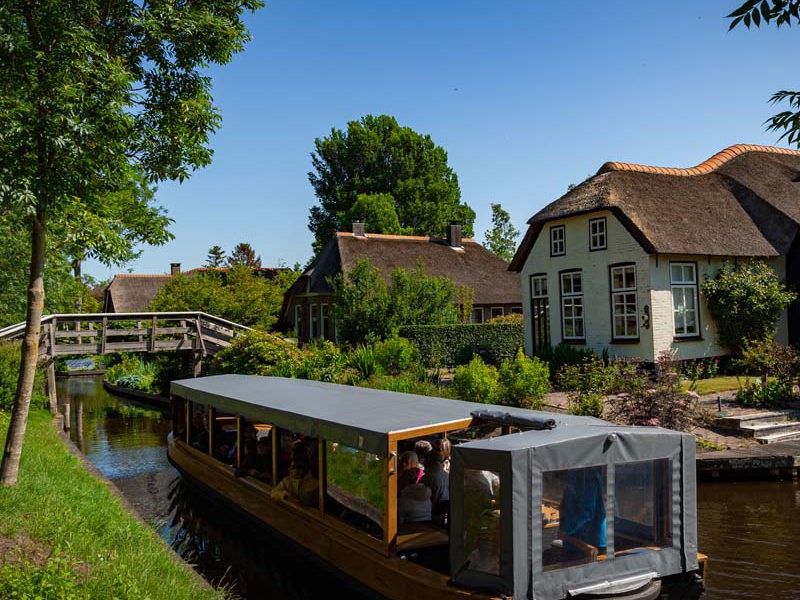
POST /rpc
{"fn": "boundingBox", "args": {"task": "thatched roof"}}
[103,274,172,312]
[293,232,521,305]
[510,144,800,271]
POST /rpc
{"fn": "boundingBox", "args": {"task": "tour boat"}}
[168,374,706,600]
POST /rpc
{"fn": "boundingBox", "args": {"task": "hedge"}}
[398,323,524,367]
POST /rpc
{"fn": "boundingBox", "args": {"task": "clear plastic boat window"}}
[614,459,673,554]
[541,465,607,571]
[461,469,501,575]
[324,441,384,538]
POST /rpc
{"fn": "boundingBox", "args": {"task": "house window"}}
[530,274,550,352]
[610,264,638,340]
[589,217,607,251]
[294,305,302,339]
[320,304,329,340]
[309,303,319,339]
[671,263,699,338]
[550,225,565,256]
[560,271,584,341]
[510,306,523,315]
[470,308,484,323]
[490,307,504,319]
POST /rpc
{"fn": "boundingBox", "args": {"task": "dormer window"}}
[550,225,565,256]
[589,217,607,251]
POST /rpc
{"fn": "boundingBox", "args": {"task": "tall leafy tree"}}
[227,242,262,268]
[308,114,476,254]
[483,203,520,263]
[0,0,262,486]
[205,245,227,268]
[728,1,800,146]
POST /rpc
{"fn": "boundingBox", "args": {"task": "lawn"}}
[681,375,775,396]
[0,409,223,600]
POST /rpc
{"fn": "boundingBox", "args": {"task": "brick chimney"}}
[170,263,181,275]
[446,221,462,248]
[352,220,366,237]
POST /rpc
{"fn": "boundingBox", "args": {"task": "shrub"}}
[498,348,550,409]
[536,343,597,381]
[736,380,790,408]
[0,343,47,412]
[399,323,523,367]
[211,330,305,376]
[104,354,157,393]
[452,355,500,404]
[296,340,345,383]
[372,335,420,374]
[347,345,382,381]
[556,357,614,418]
[737,337,800,394]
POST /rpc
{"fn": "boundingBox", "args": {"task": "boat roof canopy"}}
[171,375,603,456]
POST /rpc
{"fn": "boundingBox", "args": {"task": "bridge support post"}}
[193,351,202,378]
[45,360,58,415]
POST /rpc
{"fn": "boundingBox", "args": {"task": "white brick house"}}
[509,144,800,362]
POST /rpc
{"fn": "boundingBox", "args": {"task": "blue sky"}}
[86,1,798,279]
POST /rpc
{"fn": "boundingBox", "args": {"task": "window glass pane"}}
[683,265,695,283]
[326,442,384,539]
[624,267,636,289]
[572,274,582,294]
[542,466,607,571]
[685,310,697,333]
[614,460,673,553]
[672,290,684,311]
[463,469,501,575]
[575,319,584,337]
[612,269,624,290]
[670,265,682,283]
[685,290,696,310]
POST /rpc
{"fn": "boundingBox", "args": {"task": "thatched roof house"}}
[103,263,286,313]
[281,223,521,342]
[510,144,800,361]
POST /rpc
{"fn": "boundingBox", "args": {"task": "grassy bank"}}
[0,410,224,600]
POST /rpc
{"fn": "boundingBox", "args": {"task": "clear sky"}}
[85,0,798,280]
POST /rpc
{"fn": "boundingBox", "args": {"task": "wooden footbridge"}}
[0,312,251,417]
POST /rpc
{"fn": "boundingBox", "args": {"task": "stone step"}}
[743,420,800,438]
[755,429,800,444]
[715,411,794,430]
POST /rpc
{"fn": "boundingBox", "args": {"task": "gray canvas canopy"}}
[450,424,698,600]
[170,374,602,456]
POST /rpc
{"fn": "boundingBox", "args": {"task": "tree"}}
[308,114,476,254]
[728,1,800,146]
[227,242,262,268]
[342,193,405,235]
[0,0,262,486]
[150,266,300,330]
[206,245,227,268]
[483,203,520,263]
[701,260,796,353]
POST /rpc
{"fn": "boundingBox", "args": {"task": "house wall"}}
[518,210,652,359]
[648,255,788,361]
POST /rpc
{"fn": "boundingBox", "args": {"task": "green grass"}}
[681,376,747,395]
[0,409,224,600]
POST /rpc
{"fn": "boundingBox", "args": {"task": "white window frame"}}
[589,217,607,251]
[560,271,584,340]
[550,225,565,256]
[309,303,319,339]
[610,264,638,340]
[294,305,302,339]
[531,274,548,300]
[470,307,484,324]
[670,263,699,338]
[490,307,504,319]
[320,303,329,340]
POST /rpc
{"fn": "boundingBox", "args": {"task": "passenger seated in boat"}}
[271,453,318,507]
[235,438,270,479]
[397,451,423,496]
[190,413,209,453]
[421,440,450,526]
[398,482,432,524]
[414,440,432,470]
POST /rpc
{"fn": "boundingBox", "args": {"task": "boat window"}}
[172,397,186,440]
[271,431,320,509]
[614,459,673,554]
[324,441,384,539]
[188,403,210,453]
[541,465,607,571]
[210,411,239,465]
[237,420,273,483]
[461,469,501,576]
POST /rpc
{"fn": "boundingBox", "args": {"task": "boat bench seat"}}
[397,522,449,551]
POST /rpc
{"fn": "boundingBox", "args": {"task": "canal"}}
[58,376,800,599]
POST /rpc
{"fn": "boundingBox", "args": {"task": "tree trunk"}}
[72,257,82,312]
[0,210,46,486]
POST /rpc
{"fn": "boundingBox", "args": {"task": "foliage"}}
[483,203,520,262]
[359,374,448,397]
[346,345,382,381]
[556,357,613,418]
[498,348,550,409]
[735,337,799,407]
[605,354,696,431]
[679,357,720,382]
[211,330,306,377]
[104,354,158,393]
[455,285,474,323]
[342,194,405,235]
[0,553,82,599]
[702,260,796,353]
[535,343,597,382]
[308,114,475,254]
[727,0,800,146]
[488,312,523,324]
[150,266,299,330]
[0,344,47,412]
[452,356,500,404]
[205,245,226,268]
[330,259,459,345]
[372,335,420,375]
[736,379,791,408]
[296,340,345,383]
[398,323,524,367]
[227,242,262,268]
